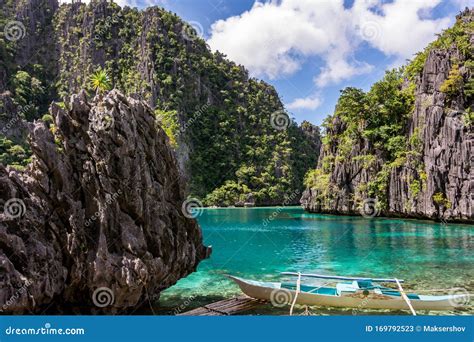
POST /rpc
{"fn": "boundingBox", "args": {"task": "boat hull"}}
[228,276,468,311]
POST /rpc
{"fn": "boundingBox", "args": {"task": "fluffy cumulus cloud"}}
[208,0,455,107]
[287,94,322,110]
[208,1,338,78]
[351,0,451,60]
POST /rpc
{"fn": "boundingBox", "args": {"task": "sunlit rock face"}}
[0,90,210,313]
[302,9,473,223]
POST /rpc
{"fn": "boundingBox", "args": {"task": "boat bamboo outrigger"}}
[228,272,471,313]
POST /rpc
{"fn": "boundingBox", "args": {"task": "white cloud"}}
[287,95,322,110]
[351,0,451,58]
[315,52,374,87]
[208,0,455,91]
[208,0,346,80]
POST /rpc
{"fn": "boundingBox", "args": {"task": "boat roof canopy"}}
[281,272,404,283]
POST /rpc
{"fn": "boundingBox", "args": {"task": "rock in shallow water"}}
[0,90,210,313]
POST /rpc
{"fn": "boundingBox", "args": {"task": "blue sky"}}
[68,0,469,125]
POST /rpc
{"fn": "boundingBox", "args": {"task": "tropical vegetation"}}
[1,1,319,205]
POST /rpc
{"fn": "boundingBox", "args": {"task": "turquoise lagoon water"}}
[159,207,473,315]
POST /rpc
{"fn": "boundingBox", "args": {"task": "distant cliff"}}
[301,9,473,223]
[0,0,320,206]
[0,90,210,313]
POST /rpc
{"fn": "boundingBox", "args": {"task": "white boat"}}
[228,273,470,311]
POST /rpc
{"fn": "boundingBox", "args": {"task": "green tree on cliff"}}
[90,69,111,95]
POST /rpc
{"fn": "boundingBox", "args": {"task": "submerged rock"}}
[0,90,210,313]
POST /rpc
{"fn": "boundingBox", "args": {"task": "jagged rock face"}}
[0,0,59,141]
[13,0,59,71]
[0,90,210,313]
[0,92,27,141]
[302,10,473,223]
[2,0,320,204]
[0,0,58,90]
[301,121,322,158]
[388,48,472,221]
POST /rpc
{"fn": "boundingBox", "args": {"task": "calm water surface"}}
[159,207,473,315]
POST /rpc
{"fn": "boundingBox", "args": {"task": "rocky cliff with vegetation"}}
[0,90,210,313]
[0,0,320,206]
[301,9,473,222]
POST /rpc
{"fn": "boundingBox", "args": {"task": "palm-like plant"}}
[90,68,111,95]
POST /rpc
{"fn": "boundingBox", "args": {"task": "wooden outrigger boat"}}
[228,272,470,313]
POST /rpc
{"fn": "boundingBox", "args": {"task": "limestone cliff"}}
[1,0,320,205]
[302,9,473,223]
[0,90,210,313]
[387,47,472,221]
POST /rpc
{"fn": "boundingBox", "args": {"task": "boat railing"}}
[281,272,404,283]
[395,278,417,316]
[289,272,301,316]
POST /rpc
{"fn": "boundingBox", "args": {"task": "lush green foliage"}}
[0,135,31,170]
[0,0,57,167]
[305,10,473,211]
[440,64,463,97]
[432,192,452,209]
[306,69,418,207]
[155,108,179,147]
[405,13,473,80]
[304,169,331,197]
[462,108,474,127]
[90,68,112,94]
[204,181,251,207]
[0,1,318,204]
